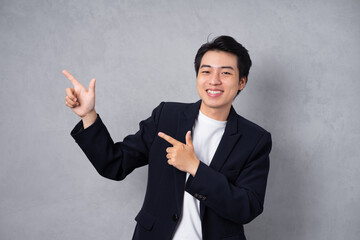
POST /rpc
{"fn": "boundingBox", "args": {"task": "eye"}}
[222,71,232,75]
[201,71,210,74]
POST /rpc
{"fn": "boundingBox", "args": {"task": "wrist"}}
[190,158,200,177]
[82,109,97,129]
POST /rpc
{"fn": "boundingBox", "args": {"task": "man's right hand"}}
[63,69,97,128]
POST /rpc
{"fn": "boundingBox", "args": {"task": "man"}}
[64,35,272,240]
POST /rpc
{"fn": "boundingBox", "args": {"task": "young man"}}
[64,36,272,240]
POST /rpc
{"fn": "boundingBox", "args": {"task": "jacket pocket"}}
[135,209,156,231]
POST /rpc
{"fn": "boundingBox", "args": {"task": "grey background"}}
[1,0,359,239]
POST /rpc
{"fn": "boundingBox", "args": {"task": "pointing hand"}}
[158,131,200,176]
[63,69,96,118]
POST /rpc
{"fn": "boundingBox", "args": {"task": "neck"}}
[199,103,231,121]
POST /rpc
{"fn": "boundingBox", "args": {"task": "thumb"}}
[185,131,193,146]
[89,78,96,94]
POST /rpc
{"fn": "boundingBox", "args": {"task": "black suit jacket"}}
[71,100,272,240]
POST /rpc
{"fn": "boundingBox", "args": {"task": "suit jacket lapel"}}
[209,106,242,171]
[200,106,242,220]
[173,100,202,213]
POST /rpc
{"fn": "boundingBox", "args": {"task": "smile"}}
[207,90,222,94]
[206,89,223,97]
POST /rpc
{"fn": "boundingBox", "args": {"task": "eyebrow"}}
[200,64,235,70]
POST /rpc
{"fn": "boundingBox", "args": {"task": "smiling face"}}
[197,50,246,120]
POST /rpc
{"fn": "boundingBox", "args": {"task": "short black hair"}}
[194,35,252,95]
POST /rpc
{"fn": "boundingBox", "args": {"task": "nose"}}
[209,70,221,85]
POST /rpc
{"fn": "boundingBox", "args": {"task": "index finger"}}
[62,69,80,86]
[158,132,180,146]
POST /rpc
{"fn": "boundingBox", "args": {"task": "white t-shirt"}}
[172,110,227,239]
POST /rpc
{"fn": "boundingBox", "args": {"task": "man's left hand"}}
[158,131,200,177]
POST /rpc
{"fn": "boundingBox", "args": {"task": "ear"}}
[238,77,247,91]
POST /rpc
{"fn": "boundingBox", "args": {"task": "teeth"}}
[207,90,222,94]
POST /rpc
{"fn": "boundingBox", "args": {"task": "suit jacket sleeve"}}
[70,102,165,181]
[185,131,272,224]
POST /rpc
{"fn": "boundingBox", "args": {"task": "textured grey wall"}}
[1,0,359,239]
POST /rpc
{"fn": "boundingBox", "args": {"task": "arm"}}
[71,102,165,181]
[63,69,164,180]
[185,132,272,224]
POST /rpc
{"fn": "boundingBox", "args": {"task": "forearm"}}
[72,115,130,180]
[185,161,267,224]
[71,102,165,180]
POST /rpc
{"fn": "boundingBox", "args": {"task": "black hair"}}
[194,35,252,95]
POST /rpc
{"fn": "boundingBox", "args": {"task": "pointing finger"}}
[62,69,81,87]
[158,132,179,146]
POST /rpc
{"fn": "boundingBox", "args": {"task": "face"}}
[197,50,246,119]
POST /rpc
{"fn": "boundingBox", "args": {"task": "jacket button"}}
[172,214,179,221]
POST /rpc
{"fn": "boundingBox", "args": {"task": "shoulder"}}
[149,101,196,117]
[231,109,271,143]
[148,101,192,114]
[158,101,199,114]
[162,101,196,109]
[233,113,272,154]
[238,114,269,135]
